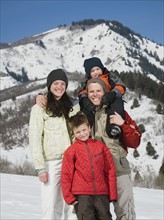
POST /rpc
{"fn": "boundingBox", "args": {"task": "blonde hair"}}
[86,78,108,93]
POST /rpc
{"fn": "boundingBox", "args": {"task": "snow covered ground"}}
[1,173,163,220]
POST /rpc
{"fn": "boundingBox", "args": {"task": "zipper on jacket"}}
[86,142,97,194]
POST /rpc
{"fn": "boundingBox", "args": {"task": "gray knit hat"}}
[86,78,108,93]
[47,69,68,89]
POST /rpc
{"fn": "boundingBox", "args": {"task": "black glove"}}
[102,91,116,105]
[79,97,95,113]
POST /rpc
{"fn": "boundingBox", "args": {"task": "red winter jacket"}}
[120,111,142,151]
[61,138,118,205]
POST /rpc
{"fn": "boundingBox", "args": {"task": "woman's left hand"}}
[38,172,48,184]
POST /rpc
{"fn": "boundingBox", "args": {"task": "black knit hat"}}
[47,69,68,89]
[83,57,104,76]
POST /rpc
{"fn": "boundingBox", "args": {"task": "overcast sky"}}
[1,0,163,44]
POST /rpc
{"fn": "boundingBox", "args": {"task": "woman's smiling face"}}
[50,80,66,100]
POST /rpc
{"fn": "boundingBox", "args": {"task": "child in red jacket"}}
[61,112,117,220]
[79,57,126,139]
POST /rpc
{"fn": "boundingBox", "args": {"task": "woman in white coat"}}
[29,69,79,220]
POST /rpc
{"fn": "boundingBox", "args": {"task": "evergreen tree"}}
[22,68,29,82]
[156,103,162,114]
[119,72,164,103]
[79,37,83,42]
[133,149,140,158]
[138,124,146,133]
[134,171,143,186]
[132,98,140,108]
[155,161,164,189]
[146,142,156,156]
[159,161,164,175]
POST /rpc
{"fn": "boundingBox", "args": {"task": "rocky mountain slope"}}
[0,20,163,91]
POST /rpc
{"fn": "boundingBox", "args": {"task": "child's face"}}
[90,66,103,78]
[73,123,90,142]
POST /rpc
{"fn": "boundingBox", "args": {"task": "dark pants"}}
[107,97,125,119]
[106,97,125,138]
[74,195,112,220]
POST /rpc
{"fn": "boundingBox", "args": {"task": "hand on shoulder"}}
[35,94,47,108]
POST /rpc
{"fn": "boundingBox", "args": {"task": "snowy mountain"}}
[0,19,164,188]
[0,19,163,90]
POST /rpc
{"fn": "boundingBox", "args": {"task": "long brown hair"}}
[46,90,73,119]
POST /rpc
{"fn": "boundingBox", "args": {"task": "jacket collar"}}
[75,137,93,144]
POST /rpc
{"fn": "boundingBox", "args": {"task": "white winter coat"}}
[29,104,80,171]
